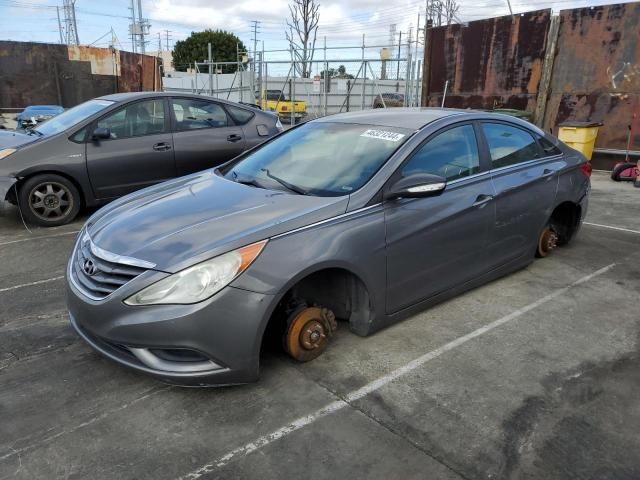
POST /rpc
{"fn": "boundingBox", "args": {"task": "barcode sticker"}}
[360,129,406,142]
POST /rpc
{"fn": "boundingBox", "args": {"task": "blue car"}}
[16,105,64,130]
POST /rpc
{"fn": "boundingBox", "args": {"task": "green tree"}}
[172,29,246,73]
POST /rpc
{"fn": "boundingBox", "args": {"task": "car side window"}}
[401,124,481,181]
[171,99,228,130]
[96,99,165,140]
[226,105,254,124]
[482,123,540,168]
[537,135,563,157]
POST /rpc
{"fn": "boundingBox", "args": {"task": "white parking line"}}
[0,230,80,247]
[583,222,640,235]
[179,263,616,479]
[0,276,64,293]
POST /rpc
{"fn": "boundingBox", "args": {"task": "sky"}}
[0,0,628,65]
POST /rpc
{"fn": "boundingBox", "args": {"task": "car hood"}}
[0,129,39,149]
[0,130,39,150]
[87,171,348,272]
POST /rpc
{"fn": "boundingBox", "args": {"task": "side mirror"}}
[384,173,447,201]
[92,127,111,141]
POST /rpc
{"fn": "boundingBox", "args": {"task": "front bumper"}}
[0,176,17,210]
[67,275,276,387]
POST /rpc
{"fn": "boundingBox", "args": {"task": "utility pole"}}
[129,0,136,53]
[250,20,260,95]
[250,21,260,65]
[164,30,171,51]
[62,0,79,45]
[157,32,162,52]
[56,6,64,44]
[137,0,146,54]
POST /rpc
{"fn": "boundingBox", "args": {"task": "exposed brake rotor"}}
[537,226,558,257]
[285,306,337,362]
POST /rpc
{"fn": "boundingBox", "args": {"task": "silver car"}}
[66,109,591,386]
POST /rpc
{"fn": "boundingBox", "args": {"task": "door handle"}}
[472,194,494,207]
[227,134,242,143]
[542,168,555,176]
[153,142,171,151]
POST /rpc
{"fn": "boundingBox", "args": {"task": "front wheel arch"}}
[257,266,374,360]
[17,172,84,226]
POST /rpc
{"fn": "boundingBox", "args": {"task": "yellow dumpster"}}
[557,121,602,160]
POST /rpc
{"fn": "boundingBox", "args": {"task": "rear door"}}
[86,98,175,199]
[481,121,563,264]
[385,123,496,313]
[169,97,247,175]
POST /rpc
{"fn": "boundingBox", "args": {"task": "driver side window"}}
[96,99,166,140]
[402,124,480,181]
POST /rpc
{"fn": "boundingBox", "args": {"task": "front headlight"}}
[0,149,16,160]
[124,240,267,306]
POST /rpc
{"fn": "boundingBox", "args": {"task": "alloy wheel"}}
[28,181,73,221]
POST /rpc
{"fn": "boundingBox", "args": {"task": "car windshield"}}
[34,99,115,136]
[222,122,413,196]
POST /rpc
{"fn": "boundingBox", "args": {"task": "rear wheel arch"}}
[549,200,582,244]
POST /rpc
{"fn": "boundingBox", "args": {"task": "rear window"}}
[537,135,563,157]
[482,123,540,168]
[226,105,255,125]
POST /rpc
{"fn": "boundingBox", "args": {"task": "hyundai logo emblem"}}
[83,259,98,276]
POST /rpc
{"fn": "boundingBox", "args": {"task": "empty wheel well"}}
[260,268,372,354]
[549,201,582,244]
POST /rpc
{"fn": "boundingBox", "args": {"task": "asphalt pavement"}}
[1,171,639,480]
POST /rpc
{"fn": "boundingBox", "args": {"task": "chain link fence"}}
[162,40,423,122]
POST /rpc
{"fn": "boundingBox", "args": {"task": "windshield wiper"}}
[261,168,308,195]
[27,129,44,136]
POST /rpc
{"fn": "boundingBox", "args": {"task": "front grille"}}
[71,236,147,300]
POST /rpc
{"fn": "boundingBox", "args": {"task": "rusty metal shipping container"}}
[542,3,640,151]
[422,10,552,113]
[421,2,640,152]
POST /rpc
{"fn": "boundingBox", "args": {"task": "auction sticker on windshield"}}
[360,129,406,142]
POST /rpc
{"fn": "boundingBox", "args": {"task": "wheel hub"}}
[43,194,59,208]
[538,227,558,257]
[285,307,337,362]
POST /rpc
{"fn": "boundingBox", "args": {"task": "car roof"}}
[314,108,469,129]
[96,91,250,108]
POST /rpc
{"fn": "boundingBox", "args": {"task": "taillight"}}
[580,162,592,177]
[281,105,288,111]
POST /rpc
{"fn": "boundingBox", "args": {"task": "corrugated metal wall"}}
[0,42,160,108]
[422,2,640,151]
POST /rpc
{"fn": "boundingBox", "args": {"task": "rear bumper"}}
[67,277,277,387]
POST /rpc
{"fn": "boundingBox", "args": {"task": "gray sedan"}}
[66,109,591,387]
[0,92,282,226]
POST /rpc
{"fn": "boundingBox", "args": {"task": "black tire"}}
[18,174,81,227]
[610,162,636,182]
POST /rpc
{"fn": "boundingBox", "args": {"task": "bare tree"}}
[285,0,320,78]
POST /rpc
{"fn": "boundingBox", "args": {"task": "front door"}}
[385,123,496,313]
[169,97,247,175]
[86,98,175,199]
